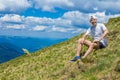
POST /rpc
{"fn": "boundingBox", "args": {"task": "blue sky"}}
[0,0,120,38]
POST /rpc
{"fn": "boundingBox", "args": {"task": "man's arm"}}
[97,29,109,42]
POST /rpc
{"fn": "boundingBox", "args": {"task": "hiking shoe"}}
[70,56,80,62]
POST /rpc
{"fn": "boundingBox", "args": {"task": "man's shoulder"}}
[97,23,106,28]
[97,23,104,26]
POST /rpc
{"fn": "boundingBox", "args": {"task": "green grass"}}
[0,17,120,80]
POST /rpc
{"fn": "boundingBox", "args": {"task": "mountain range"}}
[0,36,67,63]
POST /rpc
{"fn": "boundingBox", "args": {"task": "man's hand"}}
[93,40,100,43]
[93,40,100,46]
[77,33,86,44]
[81,38,85,44]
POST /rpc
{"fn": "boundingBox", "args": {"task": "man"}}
[70,16,109,62]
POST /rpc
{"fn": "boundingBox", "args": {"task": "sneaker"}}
[70,56,80,62]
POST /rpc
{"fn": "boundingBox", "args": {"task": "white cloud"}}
[6,25,25,29]
[33,25,47,31]
[70,0,120,14]
[0,0,31,12]
[25,17,54,25]
[72,28,86,34]
[25,16,72,28]
[54,18,72,27]
[62,11,90,27]
[0,2,5,11]
[93,7,98,11]
[0,14,23,23]
[28,0,120,14]
[42,5,53,12]
[51,26,67,32]
[32,0,74,12]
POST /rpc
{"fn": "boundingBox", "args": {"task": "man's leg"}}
[76,39,92,56]
[76,39,82,56]
[82,42,99,59]
[70,39,92,62]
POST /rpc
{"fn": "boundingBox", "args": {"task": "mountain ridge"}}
[0,42,23,63]
[0,36,67,63]
[0,36,67,52]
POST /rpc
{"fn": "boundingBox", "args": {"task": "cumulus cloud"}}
[0,0,31,12]
[6,25,25,30]
[62,11,90,27]
[28,0,120,14]
[72,28,86,34]
[54,18,72,28]
[25,17,54,25]
[33,25,47,31]
[70,0,120,14]
[50,26,67,32]
[93,7,98,11]
[31,0,74,12]
[0,2,5,11]
[0,14,24,23]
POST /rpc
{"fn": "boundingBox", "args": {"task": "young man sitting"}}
[70,16,109,62]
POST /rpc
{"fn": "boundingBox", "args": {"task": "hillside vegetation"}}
[0,17,120,80]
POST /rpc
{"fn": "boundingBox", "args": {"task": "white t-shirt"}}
[86,23,108,46]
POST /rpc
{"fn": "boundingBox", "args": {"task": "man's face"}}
[90,18,97,24]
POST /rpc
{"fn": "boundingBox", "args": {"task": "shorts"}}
[99,42,106,49]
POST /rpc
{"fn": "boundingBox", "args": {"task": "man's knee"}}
[90,43,95,48]
[78,38,83,44]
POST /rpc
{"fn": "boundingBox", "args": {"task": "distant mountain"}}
[0,36,67,52]
[0,42,23,63]
[0,36,67,63]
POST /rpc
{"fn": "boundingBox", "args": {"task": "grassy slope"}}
[0,17,120,80]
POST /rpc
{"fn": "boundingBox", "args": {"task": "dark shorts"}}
[99,42,106,49]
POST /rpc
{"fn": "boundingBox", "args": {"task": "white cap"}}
[90,15,97,19]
